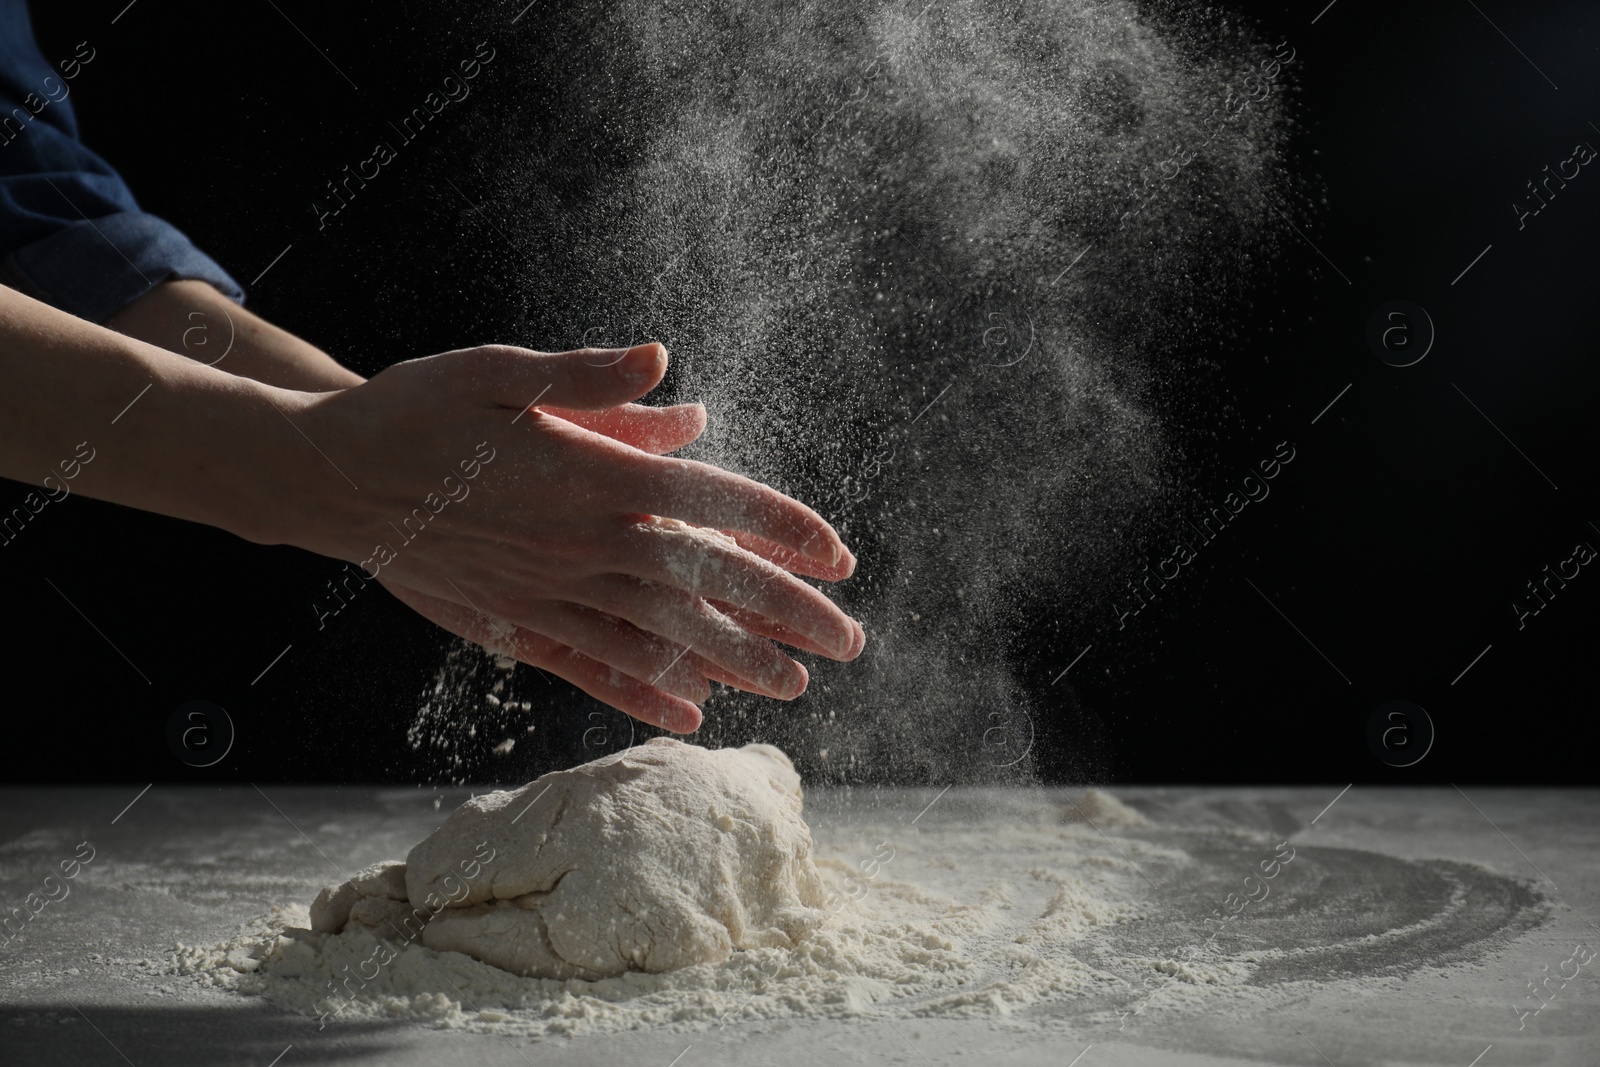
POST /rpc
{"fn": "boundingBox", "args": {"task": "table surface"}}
[2,784,1597,1067]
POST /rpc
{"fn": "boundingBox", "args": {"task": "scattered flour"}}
[172,866,1139,1036]
[162,784,1539,1042]
[170,764,1177,1037]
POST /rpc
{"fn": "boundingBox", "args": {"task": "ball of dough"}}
[405,738,825,979]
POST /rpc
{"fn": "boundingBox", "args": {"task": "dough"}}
[309,739,826,980]
[308,860,408,933]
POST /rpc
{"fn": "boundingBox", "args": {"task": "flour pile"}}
[171,757,1175,1037]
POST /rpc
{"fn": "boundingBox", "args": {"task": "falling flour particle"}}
[311,739,825,979]
[405,637,526,784]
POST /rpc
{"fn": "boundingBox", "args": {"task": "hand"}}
[279,342,864,731]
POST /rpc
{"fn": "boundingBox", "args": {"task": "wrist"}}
[105,359,324,548]
[0,283,357,554]
[208,382,369,553]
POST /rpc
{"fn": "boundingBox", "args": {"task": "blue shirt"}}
[0,1,242,323]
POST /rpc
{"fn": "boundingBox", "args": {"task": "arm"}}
[0,283,301,543]
[1,284,863,731]
[1,6,862,726]
[104,279,364,391]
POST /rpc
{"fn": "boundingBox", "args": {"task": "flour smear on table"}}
[172,777,1297,1039]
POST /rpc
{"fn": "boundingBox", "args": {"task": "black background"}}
[8,0,1597,786]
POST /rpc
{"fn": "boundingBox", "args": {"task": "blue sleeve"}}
[0,1,244,323]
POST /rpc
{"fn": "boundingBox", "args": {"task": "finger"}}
[619,455,851,569]
[515,600,711,704]
[381,580,702,732]
[707,600,867,660]
[618,518,860,659]
[540,403,707,454]
[525,642,704,734]
[688,651,787,698]
[720,528,856,581]
[579,575,810,700]
[453,341,669,412]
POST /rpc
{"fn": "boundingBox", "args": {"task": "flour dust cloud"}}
[414,0,1297,786]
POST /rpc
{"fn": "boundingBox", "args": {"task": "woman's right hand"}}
[272,341,864,731]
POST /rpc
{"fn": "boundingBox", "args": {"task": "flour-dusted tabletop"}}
[3,784,1596,1066]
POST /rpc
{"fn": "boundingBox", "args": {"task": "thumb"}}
[468,341,668,412]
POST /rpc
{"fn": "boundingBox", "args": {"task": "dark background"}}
[7,0,1597,786]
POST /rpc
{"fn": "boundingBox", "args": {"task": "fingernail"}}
[773,661,808,700]
[802,537,843,567]
[663,702,702,733]
[618,343,663,384]
[832,620,864,659]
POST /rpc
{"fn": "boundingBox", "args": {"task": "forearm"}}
[104,280,366,391]
[1,282,309,544]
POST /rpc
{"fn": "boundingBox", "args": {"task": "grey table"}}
[2,785,1596,1066]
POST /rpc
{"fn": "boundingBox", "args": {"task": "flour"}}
[170,776,1166,1038]
[163,783,1552,1045]
[171,863,1128,1037]
[405,640,532,784]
